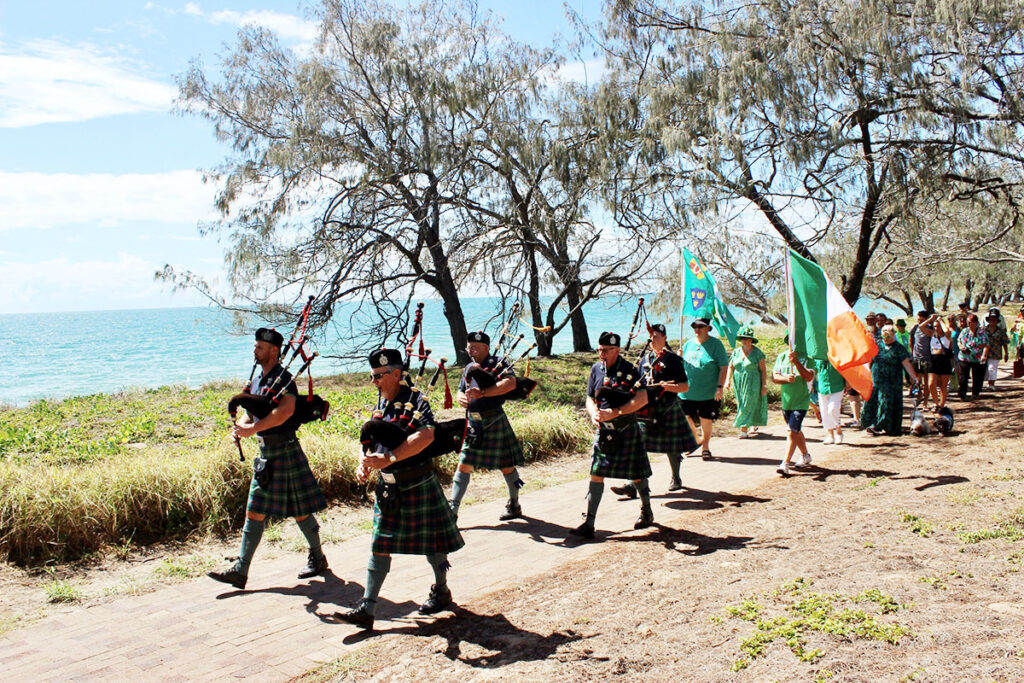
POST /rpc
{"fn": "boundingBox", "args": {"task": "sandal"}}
[701,450,714,461]
[737,432,749,439]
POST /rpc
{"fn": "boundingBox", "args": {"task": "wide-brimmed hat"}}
[736,325,758,344]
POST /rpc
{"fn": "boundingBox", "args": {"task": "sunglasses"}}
[369,371,390,381]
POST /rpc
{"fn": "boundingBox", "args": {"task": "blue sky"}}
[0,1,604,314]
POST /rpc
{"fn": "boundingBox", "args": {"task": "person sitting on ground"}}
[725,325,768,439]
[773,349,815,476]
[861,324,920,436]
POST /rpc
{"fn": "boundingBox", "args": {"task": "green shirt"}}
[680,336,730,401]
[774,351,812,410]
[814,358,845,395]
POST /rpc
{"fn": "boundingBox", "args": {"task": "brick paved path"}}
[0,426,836,680]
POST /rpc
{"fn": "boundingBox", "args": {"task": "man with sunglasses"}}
[448,331,526,522]
[334,349,464,630]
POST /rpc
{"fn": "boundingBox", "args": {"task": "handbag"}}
[376,481,401,515]
[1014,358,1024,378]
[597,424,625,456]
[252,456,274,489]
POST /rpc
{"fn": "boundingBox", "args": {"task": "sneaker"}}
[207,566,247,590]
[569,519,595,540]
[610,483,638,499]
[334,600,374,630]
[776,462,790,477]
[822,434,834,445]
[498,500,523,521]
[634,506,654,529]
[794,454,812,469]
[297,551,329,579]
[835,433,844,445]
[667,477,683,492]
[419,584,453,615]
[737,431,749,439]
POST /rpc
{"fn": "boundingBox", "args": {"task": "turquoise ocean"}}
[0,295,896,407]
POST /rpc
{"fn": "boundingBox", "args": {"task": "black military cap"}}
[369,348,403,369]
[598,331,620,347]
[649,323,667,336]
[467,330,490,344]
[690,317,712,328]
[255,327,284,348]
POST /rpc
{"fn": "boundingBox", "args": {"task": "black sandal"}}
[701,450,713,461]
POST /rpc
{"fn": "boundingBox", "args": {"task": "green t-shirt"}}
[774,351,812,410]
[814,358,845,395]
[680,336,729,401]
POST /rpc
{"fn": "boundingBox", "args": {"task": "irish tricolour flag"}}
[786,249,877,399]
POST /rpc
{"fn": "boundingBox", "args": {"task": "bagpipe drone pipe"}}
[227,297,330,461]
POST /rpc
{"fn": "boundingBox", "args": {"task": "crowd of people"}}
[207,302,1022,630]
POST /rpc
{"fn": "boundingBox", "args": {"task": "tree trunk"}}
[941,283,952,311]
[964,278,974,309]
[565,283,592,352]
[524,246,554,357]
[917,290,934,312]
[424,224,470,366]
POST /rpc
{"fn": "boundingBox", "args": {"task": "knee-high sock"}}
[450,470,471,512]
[426,553,450,587]
[363,554,392,613]
[296,515,323,559]
[503,469,523,504]
[586,480,604,524]
[233,517,265,575]
[636,479,652,509]
[667,452,682,480]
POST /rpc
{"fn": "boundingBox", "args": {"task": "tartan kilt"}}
[590,420,652,481]
[372,472,465,556]
[459,410,525,470]
[641,399,698,455]
[246,438,327,518]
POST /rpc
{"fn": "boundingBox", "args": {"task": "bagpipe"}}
[359,303,466,460]
[463,303,539,402]
[227,296,330,461]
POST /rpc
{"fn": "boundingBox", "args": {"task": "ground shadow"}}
[459,515,577,546]
[216,570,364,621]
[805,466,897,482]
[711,456,785,466]
[661,487,771,512]
[886,474,971,491]
[608,523,782,555]
[338,605,588,665]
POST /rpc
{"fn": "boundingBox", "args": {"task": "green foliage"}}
[956,508,1024,544]
[722,578,911,671]
[901,512,934,537]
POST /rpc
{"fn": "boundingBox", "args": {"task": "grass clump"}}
[956,508,1024,544]
[43,577,81,604]
[900,512,934,537]
[722,578,912,672]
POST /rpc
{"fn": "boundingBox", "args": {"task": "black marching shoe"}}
[297,550,329,579]
[569,518,596,540]
[498,500,523,521]
[419,584,453,614]
[207,566,247,590]
[610,483,638,499]
[334,600,375,630]
[667,478,683,492]
[634,506,654,529]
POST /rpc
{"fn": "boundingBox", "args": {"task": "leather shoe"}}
[667,478,683,491]
[634,507,654,529]
[334,600,374,630]
[569,520,595,540]
[207,567,247,590]
[419,584,453,614]
[610,483,637,499]
[297,551,328,579]
[498,501,523,521]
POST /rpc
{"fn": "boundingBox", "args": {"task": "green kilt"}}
[246,437,327,518]
[590,419,652,480]
[459,409,525,470]
[641,399,698,455]
[372,472,465,556]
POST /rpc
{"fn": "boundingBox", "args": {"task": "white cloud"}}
[0,253,206,314]
[186,4,319,42]
[0,39,177,128]
[554,58,607,85]
[0,170,219,231]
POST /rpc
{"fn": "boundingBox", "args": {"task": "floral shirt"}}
[957,328,989,364]
[986,326,1009,356]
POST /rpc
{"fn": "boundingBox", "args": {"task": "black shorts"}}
[928,354,953,376]
[681,399,721,421]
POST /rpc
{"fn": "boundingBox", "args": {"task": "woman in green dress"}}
[724,326,768,438]
[862,324,920,436]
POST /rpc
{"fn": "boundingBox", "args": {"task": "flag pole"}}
[784,246,795,350]
[679,247,685,345]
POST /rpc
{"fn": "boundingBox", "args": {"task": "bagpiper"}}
[334,349,464,630]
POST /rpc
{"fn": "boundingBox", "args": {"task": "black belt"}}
[608,413,638,429]
[378,461,435,485]
[257,432,298,447]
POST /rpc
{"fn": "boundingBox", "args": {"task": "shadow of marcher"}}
[886,474,971,491]
[806,467,897,482]
[607,523,779,555]
[459,515,576,545]
[711,455,785,466]
[662,487,771,512]
[216,570,365,622]
[339,605,589,664]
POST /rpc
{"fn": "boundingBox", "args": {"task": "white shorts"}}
[987,358,1000,381]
